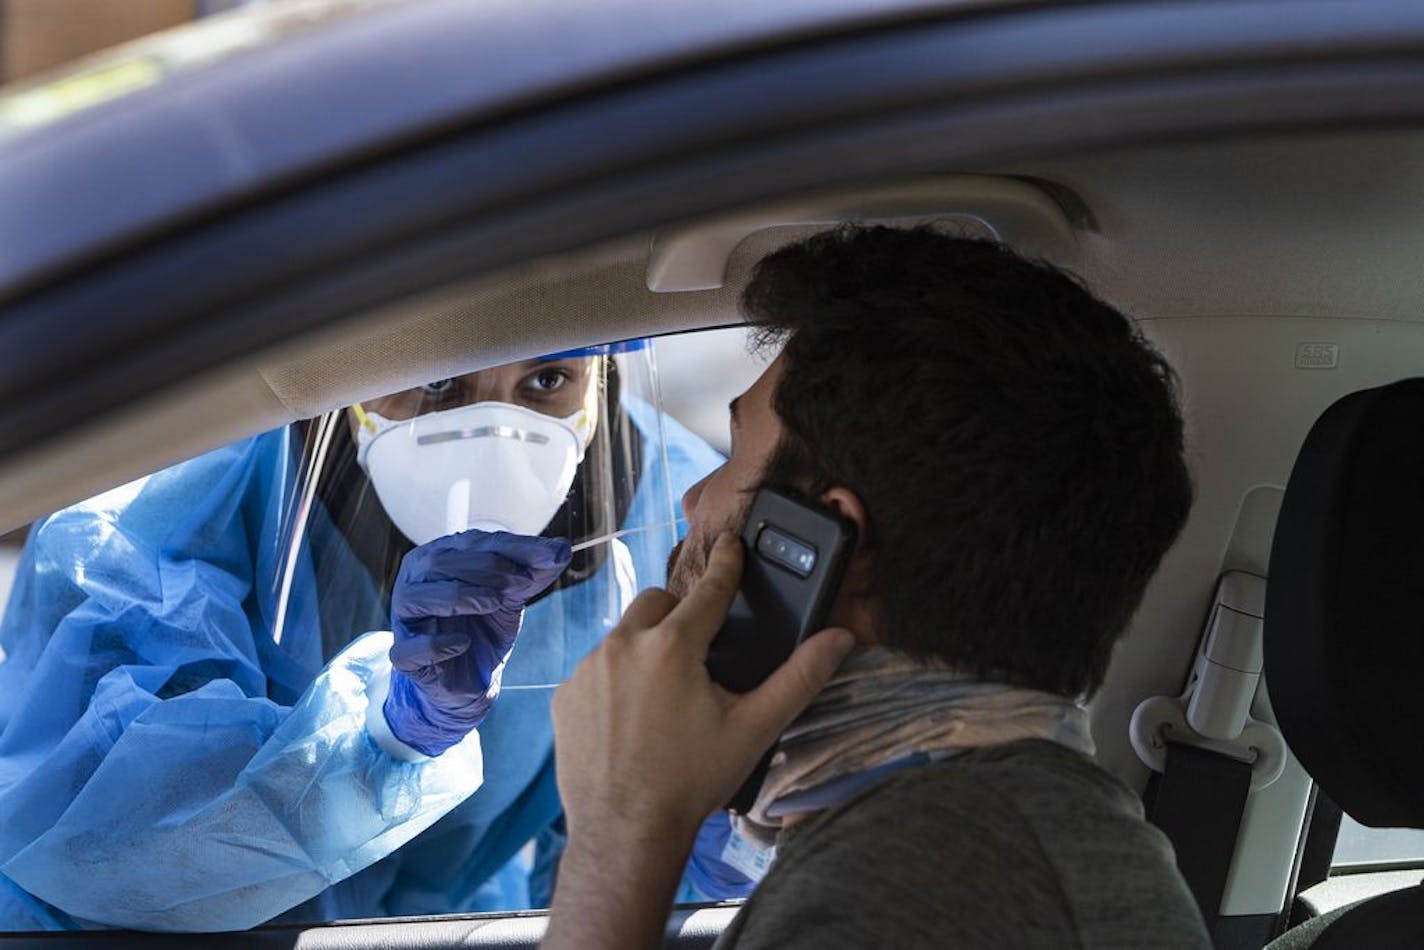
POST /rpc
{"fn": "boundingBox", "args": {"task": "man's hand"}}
[544,532,855,950]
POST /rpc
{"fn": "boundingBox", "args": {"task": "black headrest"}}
[1265,378,1424,829]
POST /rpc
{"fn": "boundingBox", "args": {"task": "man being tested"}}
[545,227,1211,948]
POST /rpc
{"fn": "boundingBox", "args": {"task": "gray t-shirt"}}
[714,739,1210,949]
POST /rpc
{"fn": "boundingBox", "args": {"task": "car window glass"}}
[1331,814,1424,869]
[0,328,763,930]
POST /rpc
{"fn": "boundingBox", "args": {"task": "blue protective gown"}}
[0,400,744,931]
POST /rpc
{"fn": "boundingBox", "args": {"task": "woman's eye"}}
[420,378,457,396]
[528,369,569,392]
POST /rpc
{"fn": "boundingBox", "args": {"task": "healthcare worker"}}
[0,342,752,932]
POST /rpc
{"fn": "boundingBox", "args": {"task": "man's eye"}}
[421,378,457,396]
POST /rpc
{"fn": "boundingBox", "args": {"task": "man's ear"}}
[818,486,876,642]
[820,487,872,587]
[819,487,868,548]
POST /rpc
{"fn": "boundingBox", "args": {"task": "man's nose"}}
[681,474,710,523]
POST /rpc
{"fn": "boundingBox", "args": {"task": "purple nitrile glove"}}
[383,529,572,756]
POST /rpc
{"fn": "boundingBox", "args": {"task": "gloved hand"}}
[383,529,572,756]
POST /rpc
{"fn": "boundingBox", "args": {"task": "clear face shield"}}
[272,341,683,691]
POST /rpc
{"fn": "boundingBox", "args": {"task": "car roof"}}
[0,0,996,298]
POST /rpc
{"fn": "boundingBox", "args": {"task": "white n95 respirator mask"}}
[354,400,592,545]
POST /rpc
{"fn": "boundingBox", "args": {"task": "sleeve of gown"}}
[0,432,484,932]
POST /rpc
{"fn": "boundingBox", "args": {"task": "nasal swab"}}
[501,520,690,690]
[568,521,685,554]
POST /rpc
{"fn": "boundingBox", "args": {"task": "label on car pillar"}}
[1295,343,1339,369]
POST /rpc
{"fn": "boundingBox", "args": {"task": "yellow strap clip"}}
[350,403,379,435]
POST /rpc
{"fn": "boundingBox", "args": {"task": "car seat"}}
[1262,378,1424,949]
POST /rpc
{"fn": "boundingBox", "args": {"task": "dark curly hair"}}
[744,226,1192,697]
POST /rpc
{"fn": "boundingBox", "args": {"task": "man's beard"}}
[665,494,754,599]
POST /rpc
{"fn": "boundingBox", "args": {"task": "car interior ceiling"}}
[3,126,1424,945]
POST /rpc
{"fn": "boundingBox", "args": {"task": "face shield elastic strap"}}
[542,338,648,360]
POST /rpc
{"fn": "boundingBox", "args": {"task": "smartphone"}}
[704,487,857,813]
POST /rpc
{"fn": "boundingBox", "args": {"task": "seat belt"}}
[1130,573,1288,931]
[1147,741,1255,923]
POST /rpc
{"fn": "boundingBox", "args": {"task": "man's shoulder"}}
[800,740,1144,850]
[779,740,1155,895]
[908,737,1144,817]
[721,740,1209,950]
